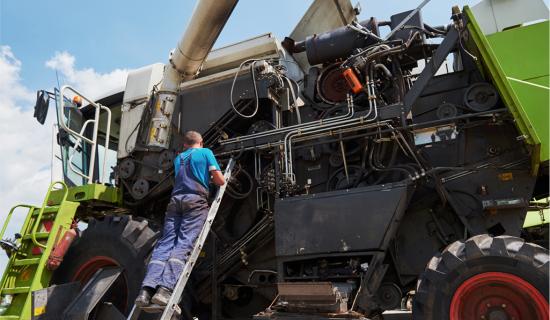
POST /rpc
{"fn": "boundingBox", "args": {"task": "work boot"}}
[134,286,155,307]
[151,286,173,306]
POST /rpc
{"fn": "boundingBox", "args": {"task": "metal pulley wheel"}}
[118,159,135,179]
[326,165,367,191]
[248,120,275,135]
[132,179,150,200]
[377,282,402,310]
[463,83,499,111]
[329,154,343,167]
[437,103,457,119]
[158,150,176,170]
[317,63,352,105]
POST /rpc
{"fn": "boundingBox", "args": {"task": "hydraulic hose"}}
[226,167,254,199]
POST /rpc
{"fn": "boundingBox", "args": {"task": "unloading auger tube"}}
[149,0,239,148]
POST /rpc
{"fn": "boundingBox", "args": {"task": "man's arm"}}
[205,149,225,187]
[211,170,226,187]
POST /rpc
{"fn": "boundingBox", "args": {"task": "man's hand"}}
[212,170,226,187]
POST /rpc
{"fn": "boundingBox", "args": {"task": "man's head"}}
[184,131,203,149]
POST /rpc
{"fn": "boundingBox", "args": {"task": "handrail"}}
[58,85,112,184]
[59,85,111,184]
[0,205,36,240]
[31,181,69,249]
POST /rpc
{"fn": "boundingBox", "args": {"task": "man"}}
[135,131,225,306]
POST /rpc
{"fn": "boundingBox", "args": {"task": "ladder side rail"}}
[30,181,69,249]
[59,85,111,184]
[0,205,36,293]
[159,158,235,320]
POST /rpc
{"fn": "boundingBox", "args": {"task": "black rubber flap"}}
[61,267,124,320]
[92,303,126,320]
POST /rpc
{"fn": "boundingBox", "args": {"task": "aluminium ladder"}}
[127,158,235,320]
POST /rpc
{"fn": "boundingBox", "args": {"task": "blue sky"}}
[0,0,548,272]
[3,0,496,95]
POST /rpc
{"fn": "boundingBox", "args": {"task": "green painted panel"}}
[526,75,549,87]
[465,6,548,173]
[486,21,549,82]
[509,79,550,161]
[48,184,122,206]
[524,209,548,228]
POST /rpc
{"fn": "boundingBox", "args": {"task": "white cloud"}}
[0,46,54,271]
[46,51,129,100]
[0,47,130,272]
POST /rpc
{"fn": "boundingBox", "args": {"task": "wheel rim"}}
[450,272,549,320]
[72,256,130,314]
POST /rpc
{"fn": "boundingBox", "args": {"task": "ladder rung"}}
[32,206,60,216]
[2,287,30,294]
[22,232,50,241]
[13,258,40,266]
[139,304,181,315]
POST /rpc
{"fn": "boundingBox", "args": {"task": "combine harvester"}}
[0,0,548,319]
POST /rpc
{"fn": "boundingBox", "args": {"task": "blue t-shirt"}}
[174,148,220,190]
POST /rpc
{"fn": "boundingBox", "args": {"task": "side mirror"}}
[34,90,50,125]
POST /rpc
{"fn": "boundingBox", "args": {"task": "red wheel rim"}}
[450,272,549,320]
[72,256,129,314]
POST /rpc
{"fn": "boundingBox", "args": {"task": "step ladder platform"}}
[62,267,124,320]
[140,304,181,315]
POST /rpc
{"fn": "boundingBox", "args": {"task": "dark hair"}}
[184,131,202,146]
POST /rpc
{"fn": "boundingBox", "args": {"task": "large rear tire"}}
[50,215,162,317]
[412,234,549,320]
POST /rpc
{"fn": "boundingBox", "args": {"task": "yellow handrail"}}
[0,205,36,240]
[30,181,69,249]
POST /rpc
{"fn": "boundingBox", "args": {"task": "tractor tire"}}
[412,234,549,320]
[50,215,162,317]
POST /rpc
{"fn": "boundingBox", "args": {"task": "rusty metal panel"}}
[278,282,336,301]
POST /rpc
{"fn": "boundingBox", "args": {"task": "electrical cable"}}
[230,59,262,118]
[284,77,301,124]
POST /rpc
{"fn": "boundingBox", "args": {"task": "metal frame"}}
[403,15,466,115]
[58,85,112,184]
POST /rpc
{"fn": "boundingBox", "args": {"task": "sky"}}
[0,0,548,272]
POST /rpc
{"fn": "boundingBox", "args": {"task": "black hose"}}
[372,139,399,185]
[225,167,254,199]
[232,146,245,160]
[368,137,412,179]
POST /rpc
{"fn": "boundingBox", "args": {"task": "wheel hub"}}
[475,92,488,103]
[486,306,508,320]
[450,272,549,320]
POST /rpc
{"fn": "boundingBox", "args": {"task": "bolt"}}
[481,316,485,319]
[502,303,506,308]
[486,303,491,307]
[511,317,515,320]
